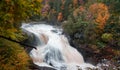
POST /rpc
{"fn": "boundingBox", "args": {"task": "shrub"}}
[0,38,30,70]
[89,3,110,29]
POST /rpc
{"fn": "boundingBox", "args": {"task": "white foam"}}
[21,23,98,70]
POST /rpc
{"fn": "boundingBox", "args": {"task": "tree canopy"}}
[0,0,42,40]
[0,0,42,69]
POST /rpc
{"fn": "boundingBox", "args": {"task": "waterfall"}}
[21,22,100,70]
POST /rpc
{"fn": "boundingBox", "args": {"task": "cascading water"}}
[21,22,100,70]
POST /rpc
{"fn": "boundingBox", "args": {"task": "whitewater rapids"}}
[21,22,99,70]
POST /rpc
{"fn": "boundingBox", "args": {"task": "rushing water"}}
[21,22,99,70]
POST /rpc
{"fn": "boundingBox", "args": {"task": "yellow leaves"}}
[30,4,34,7]
[0,26,25,41]
[0,38,30,70]
[89,3,110,29]
[101,33,113,42]
[7,27,17,33]
[36,0,42,3]
[6,29,17,39]
[1,0,43,23]
[0,0,43,40]
[30,0,42,15]
[34,8,41,15]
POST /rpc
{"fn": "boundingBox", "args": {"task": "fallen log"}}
[0,35,37,49]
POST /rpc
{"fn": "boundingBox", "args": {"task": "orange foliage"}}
[89,3,110,29]
[5,0,10,4]
[79,6,85,12]
[57,12,63,22]
[73,0,78,8]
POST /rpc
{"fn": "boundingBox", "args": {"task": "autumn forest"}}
[0,0,120,70]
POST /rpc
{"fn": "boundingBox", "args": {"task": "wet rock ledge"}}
[29,63,56,70]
